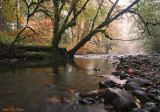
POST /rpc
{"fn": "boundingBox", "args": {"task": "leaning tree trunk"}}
[67,29,104,57]
[67,0,140,58]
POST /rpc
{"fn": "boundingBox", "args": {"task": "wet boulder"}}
[79,90,99,98]
[132,90,149,103]
[125,82,142,91]
[126,78,151,87]
[99,79,117,88]
[79,98,96,105]
[116,84,124,89]
[104,88,136,111]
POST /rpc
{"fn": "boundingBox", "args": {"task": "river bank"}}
[78,54,160,112]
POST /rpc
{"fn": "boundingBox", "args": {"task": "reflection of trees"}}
[52,59,79,91]
[51,58,78,73]
[74,58,109,69]
[74,58,94,69]
[0,63,19,75]
[0,59,77,75]
[51,59,67,74]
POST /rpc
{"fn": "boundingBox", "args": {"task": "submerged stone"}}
[93,67,100,71]
[99,79,117,88]
[79,90,99,98]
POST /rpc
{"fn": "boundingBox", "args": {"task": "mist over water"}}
[118,14,139,54]
[112,0,145,55]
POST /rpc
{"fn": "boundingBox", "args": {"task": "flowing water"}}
[0,55,122,112]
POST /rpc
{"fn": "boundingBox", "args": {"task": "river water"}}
[0,55,121,112]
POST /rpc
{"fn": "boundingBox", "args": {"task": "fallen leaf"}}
[69,89,77,94]
[135,101,141,108]
[128,69,133,74]
[136,98,140,103]
[48,98,58,102]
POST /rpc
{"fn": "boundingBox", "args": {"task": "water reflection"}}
[0,57,117,112]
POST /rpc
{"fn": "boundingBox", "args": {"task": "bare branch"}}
[59,0,89,36]
[27,27,36,34]
[96,0,141,29]
[126,9,160,37]
[91,0,105,31]
[10,0,45,49]
[60,0,66,12]
[62,1,77,28]
[106,0,119,21]
[109,0,140,23]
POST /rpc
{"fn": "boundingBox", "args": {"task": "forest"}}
[0,0,160,112]
[0,0,159,59]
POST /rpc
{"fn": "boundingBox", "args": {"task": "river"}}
[0,55,122,112]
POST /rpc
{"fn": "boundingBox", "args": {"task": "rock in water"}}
[79,90,99,98]
[104,88,136,111]
[132,90,149,103]
[99,79,117,88]
[93,67,100,71]
[79,98,96,105]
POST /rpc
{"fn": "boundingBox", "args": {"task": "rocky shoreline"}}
[79,54,160,112]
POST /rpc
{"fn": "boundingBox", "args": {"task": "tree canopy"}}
[3,0,158,58]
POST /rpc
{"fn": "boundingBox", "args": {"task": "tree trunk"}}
[0,17,2,31]
[67,0,141,57]
[67,29,104,57]
[0,5,3,30]
[2,17,6,31]
[52,1,60,52]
